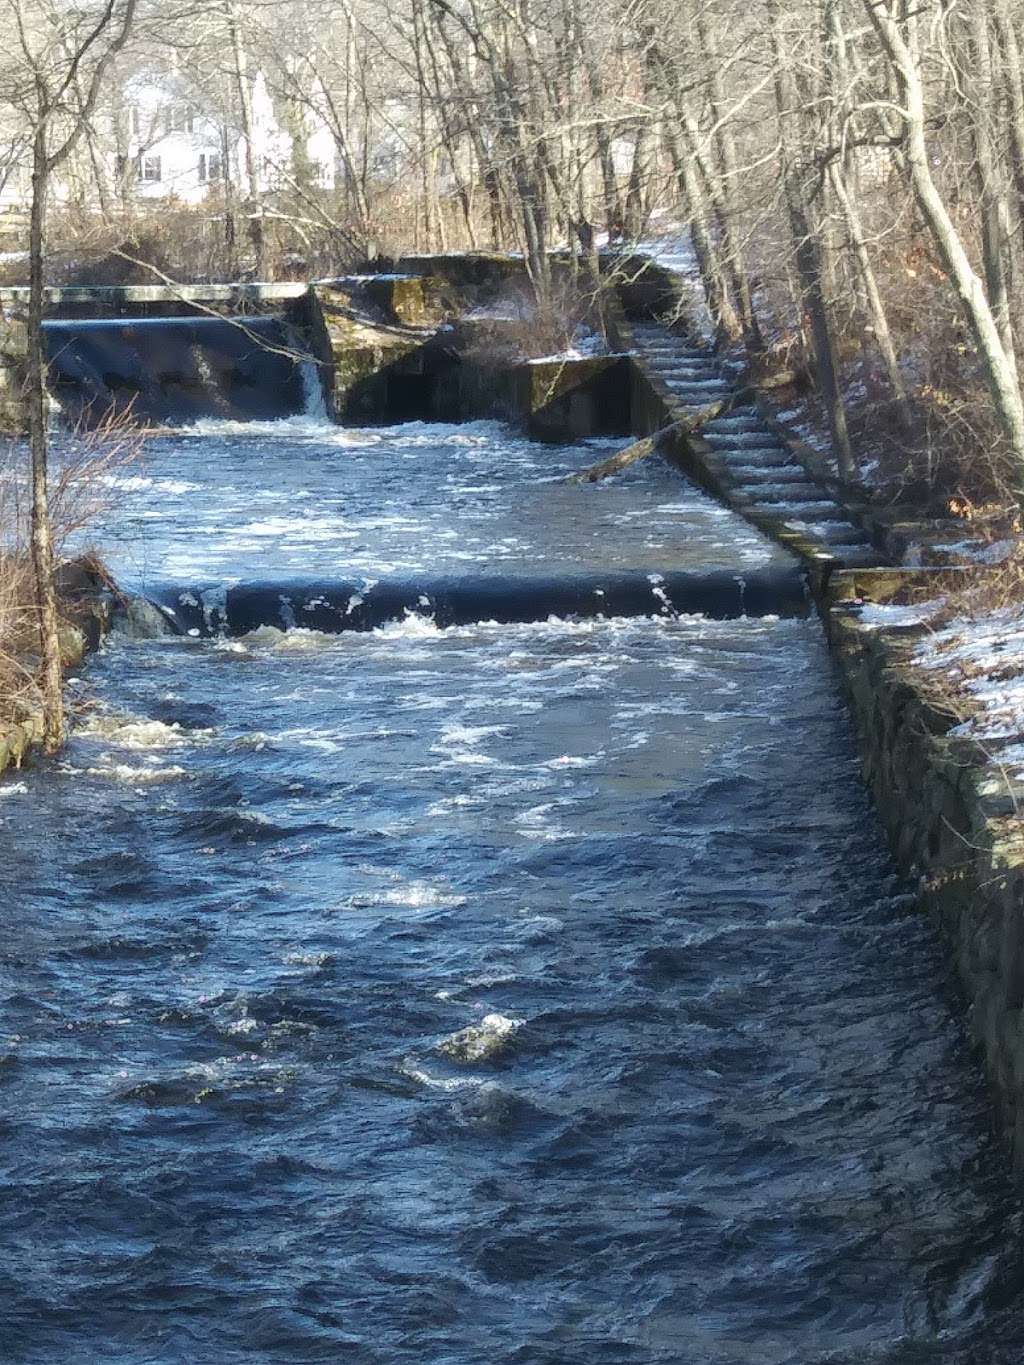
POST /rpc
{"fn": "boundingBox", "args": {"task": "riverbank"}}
[0,557,112,778]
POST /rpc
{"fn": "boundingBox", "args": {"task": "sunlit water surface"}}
[2,420,1023,1363]
[87,418,785,586]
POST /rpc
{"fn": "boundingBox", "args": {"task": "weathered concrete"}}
[517,355,631,442]
[620,330,837,587]
[606,253,691,326]
[312,282,436,421]
[616,250,1024,1170]
[0,281,309,319]
[0,257,634,432]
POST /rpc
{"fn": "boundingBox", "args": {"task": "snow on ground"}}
[636,214,1024,784]
[464,299,533,322]
[847,592,1024,756]
[526,326,607,364]
[852,595,1024,783]
[913,605,1024,754]
[633,217,715,342]
[852,601,942,629]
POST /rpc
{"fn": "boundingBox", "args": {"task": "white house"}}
[0,68,337,216]
[126,71,337,205]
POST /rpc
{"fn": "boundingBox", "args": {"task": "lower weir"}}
[4,408,1024,1361]
[146,566,809,635]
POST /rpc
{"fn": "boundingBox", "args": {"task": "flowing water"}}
[3,416,1024,1363]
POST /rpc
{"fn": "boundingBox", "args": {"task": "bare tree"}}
[2,0,138,750]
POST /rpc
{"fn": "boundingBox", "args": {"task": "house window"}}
[137,154,162,183]
[129,106,141,136]
[198,151,222,183]
[165,105,194,134]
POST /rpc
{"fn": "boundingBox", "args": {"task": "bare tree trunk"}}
[225,0,264,277]
[968,0,1018,384]
[695,5,763,350]
[27,124,63,752]
[221,122,239,278]
[660,120,739,343]
[642,27,742,343]
[768,0,855,480]
[864,0,1024,501]
[829,164,913,428]
[624,120,654,238]
[993,0,1024,250]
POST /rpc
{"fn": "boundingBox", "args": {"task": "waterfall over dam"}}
[145,566,810,636]
[42,314,322,424]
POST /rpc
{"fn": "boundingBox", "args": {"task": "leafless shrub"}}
[0,407,144,731]
[460,274,604,365]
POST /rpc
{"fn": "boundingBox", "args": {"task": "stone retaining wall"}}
[825,571,1024,1167]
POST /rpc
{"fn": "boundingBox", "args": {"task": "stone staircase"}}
[630,322,882,569]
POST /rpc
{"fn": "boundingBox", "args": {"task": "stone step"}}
[648,362,721,377]
[644,351,719,366]
[703,418,766,435]
[666,390,737,404]
[704,431,790,450]
[783,518,869,546]
[744,499,847,520]
[729,465,817,485]
[740,480,833,500]
[830,545,881,565]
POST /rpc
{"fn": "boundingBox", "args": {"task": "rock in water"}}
[437,1013,524,1063]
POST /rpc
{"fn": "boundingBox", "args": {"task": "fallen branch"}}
[569,398,733,483]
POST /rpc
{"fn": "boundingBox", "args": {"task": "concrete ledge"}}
[517,355,632,441]
[0,282,310,315]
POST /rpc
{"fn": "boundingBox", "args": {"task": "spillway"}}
[43,315,321,424]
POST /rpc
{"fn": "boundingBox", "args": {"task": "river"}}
[1,417,1022,1363]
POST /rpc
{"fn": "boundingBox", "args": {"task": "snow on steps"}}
[629,321,881,571]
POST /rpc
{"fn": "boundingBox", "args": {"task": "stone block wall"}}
[827,585,1024,1168]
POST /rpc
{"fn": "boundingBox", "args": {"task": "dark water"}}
[2,420,1024,1363]
[43,316,311,424]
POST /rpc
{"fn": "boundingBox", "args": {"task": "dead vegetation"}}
[459,273,608,367]
[0,406,143,740]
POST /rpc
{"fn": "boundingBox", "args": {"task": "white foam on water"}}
[543,753,603,769]
[235,626,343,652]
[349,880,467,911]
[370,612,442,640]
[283,951,334,969]
[437,722,510,746]
[514,802,576,842]
[189,414,362,441]
[82,759,188,785]
[76,714,207,750]
[401,1064,489,1093]
[100,475,201,494]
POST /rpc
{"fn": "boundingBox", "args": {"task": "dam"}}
[3,293,1024,1362]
